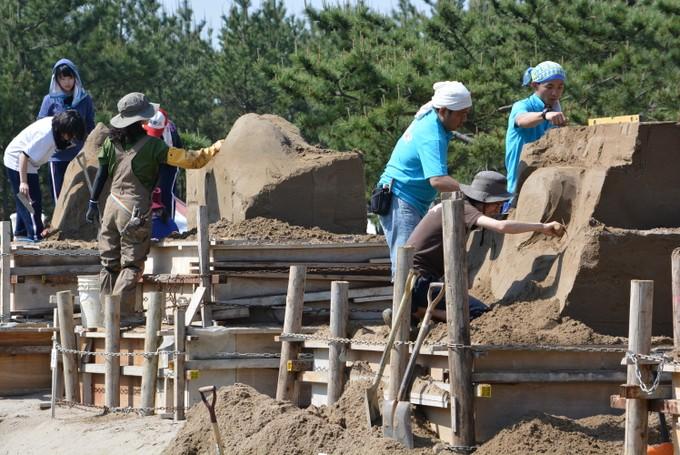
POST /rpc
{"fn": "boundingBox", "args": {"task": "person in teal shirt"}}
[505,61,567,208]
[377,81,472,276]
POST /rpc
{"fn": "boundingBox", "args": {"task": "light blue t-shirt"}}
[378,109,452,216]
[505,93,558,194]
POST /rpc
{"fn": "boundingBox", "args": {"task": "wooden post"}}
[197,205,212,327]
[56,290,79,403]
[174,303,186,421]
[624,280,654,455]
[1,221,10,322]
[276,265,306,403]
[442,192,475,448]
[50,308,60,418]
[671,249,680,453]
[387,246,414,403]
[327,280,349,405]
[141,291,163,415]
[105,294,121,408]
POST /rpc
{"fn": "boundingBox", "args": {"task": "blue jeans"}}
[6,166,44,240]
[379,195,422,278]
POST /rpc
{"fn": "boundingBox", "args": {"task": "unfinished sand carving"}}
[51,123,111,240]
[185,113,367,234]
[471,122,680,336]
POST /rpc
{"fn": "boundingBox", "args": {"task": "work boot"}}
[382,308,392,327]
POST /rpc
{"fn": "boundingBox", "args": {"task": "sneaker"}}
[382,308,392,328]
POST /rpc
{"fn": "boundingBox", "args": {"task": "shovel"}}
[385,282,445,447]
[199,385,226,455]
[17,192,35,215]
[364,271,416,430]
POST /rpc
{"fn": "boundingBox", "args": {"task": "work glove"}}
[85,200,100,224]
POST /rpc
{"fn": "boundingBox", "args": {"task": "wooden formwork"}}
[294,338,627,442]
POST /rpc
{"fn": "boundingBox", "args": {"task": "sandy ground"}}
[0,392,182,455]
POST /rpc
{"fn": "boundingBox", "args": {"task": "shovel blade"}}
[393,401,414,449]
[382,399,397,438]
[364,387,381,430]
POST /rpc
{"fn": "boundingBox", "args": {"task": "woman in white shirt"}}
[3,110,84,241]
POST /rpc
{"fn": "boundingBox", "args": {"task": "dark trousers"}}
[5,166,44,240]
[412,274,489,320]
[157,164,178,218]
[49,160,71,203]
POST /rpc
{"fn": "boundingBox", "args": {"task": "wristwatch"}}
[541,108,551,120]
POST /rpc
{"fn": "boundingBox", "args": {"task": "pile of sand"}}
[174,216,383,244]
[475,412,666,455]
[163,383,437,455]
[185,113,367,234]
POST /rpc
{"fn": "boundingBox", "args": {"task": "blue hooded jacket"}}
[37,58,95,162]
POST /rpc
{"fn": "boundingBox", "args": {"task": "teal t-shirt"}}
[505,93,557,194]
[378,109,452,216]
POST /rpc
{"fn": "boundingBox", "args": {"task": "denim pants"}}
[5,166,44,240]
[379,195,422,278]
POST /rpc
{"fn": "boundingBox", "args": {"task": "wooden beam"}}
[214,286,392,308]
[619,384,672,400]
[612,395,680,415]
[211,306,250,320]
[442,192,475,446]
[12,264,101,276]
[174,304,186,421]
[1,221,10,322]
[57,291,79,403]
[276,266,306,403]
[184,286,207,327]
[141,292,163,415]
[185,358,280,370]
[327,281,349,405]
[624,280,654,455]
[472,370,627,383]
[105,294,120,408]
[197,205,212,327]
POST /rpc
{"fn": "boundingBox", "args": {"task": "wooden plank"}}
[215,286,393,308]
[588,114,640,126]
[624,280,654,455]
[619,384,672,400]
[185,358,280,370]
[472,370,627,383]
[184,286,207,327]
[197,205,212,327]
[612,395,680,415]
[1,221,10,322]
[174,305,186,421]
[208,261,388,269]
[211,271,390,282]
[57,291,79,403]
[211,306,250,320]
[0,345,52,355]
[12,264,101,276]
[141,292,163,415]
[81,363,145,376]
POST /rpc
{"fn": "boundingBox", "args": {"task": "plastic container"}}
[78,275,102,328]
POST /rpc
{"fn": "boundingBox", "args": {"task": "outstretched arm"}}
[166,140,223,169]
[476,215,564,237]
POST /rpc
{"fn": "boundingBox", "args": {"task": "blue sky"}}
[160,0,433,44]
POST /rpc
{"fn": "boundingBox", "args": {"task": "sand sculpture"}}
[51,123,111,240]
[185,113,367,234]
[470,122,680,336]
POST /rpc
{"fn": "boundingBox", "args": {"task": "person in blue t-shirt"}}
[377,81,472,276]
[37,59,96,204]
[504,61,567,209]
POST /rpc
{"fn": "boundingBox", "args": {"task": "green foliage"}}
[0,0,678,220]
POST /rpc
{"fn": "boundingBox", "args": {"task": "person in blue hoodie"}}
[37,59,96,203]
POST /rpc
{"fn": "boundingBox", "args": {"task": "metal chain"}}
[280,332,636,354]
[12,249,100,257]
[55,343,180,358]
[626,351,668,394]
[56,399,187,415]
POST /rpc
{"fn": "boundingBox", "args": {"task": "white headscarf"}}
[415,81,472,119]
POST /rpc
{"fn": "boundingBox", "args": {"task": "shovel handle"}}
[199,385,218,423]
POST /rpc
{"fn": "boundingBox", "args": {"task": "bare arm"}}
[18,153,30,197]
[429,175,460,192]
[475,215,564,237]
[515,111,567,128]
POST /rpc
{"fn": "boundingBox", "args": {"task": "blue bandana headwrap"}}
[522,61,566,87]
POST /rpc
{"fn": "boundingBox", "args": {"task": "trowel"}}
[364,271,416,430]
[384,282,445,447]
[17,192,35,215]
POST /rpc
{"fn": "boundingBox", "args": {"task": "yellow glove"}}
[166,140,223,169]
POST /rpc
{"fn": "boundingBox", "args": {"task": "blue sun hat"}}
[522,61,566,87]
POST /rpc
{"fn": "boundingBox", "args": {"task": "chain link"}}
[55,343,181,358]
[12,248,100,257]
[626,351,668,394]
